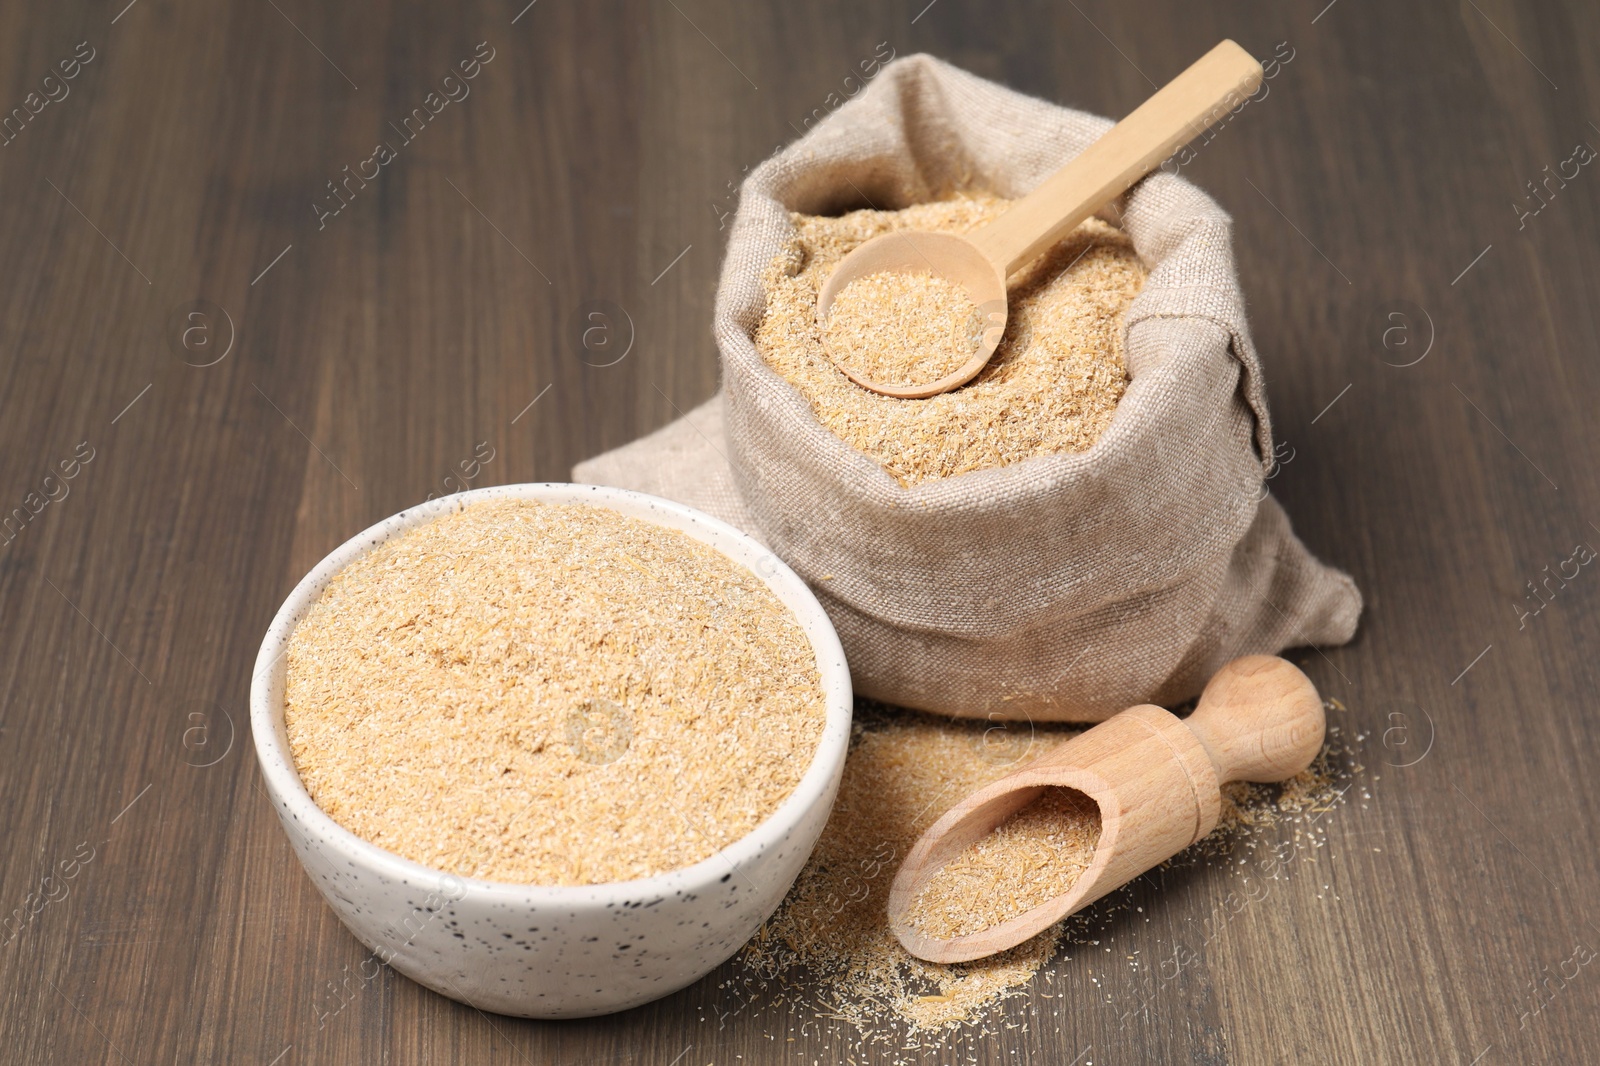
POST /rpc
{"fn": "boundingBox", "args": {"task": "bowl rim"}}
[249,481,853,906]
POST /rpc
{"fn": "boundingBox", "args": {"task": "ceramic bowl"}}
[250,483,853,1018]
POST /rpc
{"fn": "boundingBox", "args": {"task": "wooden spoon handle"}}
[968,39,1264,275]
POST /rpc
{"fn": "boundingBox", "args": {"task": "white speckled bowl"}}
[250,483,853,1019]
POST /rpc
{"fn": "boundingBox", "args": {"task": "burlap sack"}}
[576,54,1361,721]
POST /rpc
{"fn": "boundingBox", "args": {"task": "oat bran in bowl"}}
[249,483,852,1019]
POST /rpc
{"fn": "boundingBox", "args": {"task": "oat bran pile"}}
[756,195,1146,487]
[283,498,826,886]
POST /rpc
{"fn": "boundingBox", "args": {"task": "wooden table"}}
[3,1,1595,1062]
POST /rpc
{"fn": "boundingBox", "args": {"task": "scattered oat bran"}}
[736,708,1078,1032]
[732,704,1359,1039]
[903,787,1101,940]
[283,498,826,886]
[822,270,985,387]
[756,195,1146,486]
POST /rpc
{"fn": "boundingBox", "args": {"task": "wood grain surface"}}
[2,1,1597,1062]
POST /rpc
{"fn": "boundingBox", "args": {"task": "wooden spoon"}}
[817,39,1264,399]
[886,656,1324,963]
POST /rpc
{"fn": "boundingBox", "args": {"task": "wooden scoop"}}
[817,39,1264,399]
[887,656,1324,963]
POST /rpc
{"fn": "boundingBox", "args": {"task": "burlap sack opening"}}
[576,54,1361,721]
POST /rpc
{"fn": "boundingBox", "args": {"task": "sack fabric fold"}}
[575,54,1360,721]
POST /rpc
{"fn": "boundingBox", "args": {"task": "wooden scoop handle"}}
[969,39,1264,275]
[1185,654,1326,784]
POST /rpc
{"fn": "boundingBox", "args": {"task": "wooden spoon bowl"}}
[816,40,1264,399]
[816,231,1009,398]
